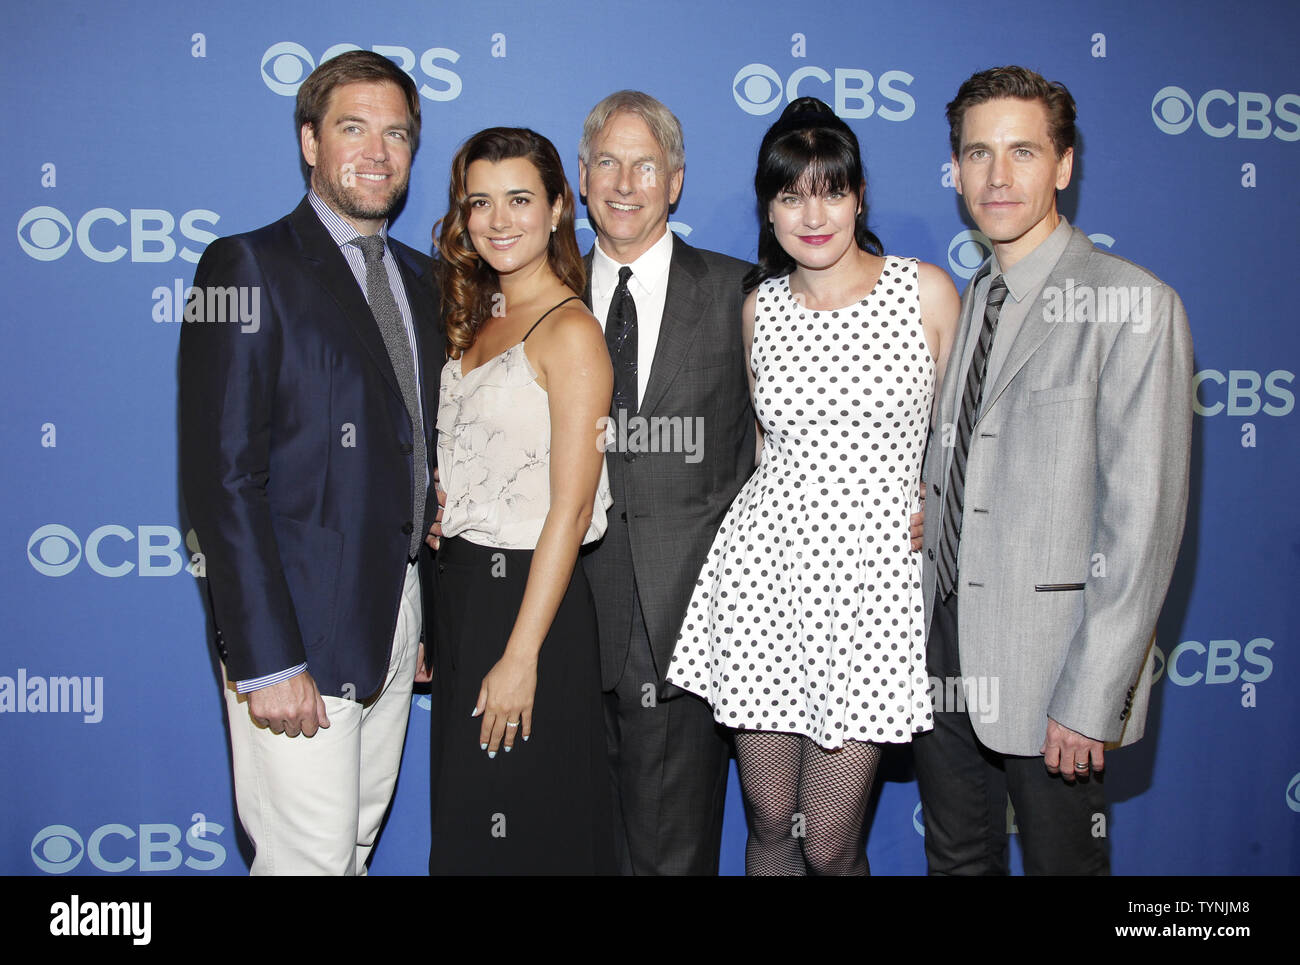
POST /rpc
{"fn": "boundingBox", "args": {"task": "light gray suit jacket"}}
[920,226,1193,755]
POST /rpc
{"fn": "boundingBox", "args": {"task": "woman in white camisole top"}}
[424,128,615,874]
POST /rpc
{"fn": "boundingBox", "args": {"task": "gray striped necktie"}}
[350,234,426,558]
[937,275,1008,598]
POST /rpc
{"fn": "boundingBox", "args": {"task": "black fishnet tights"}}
[733,731,883,876]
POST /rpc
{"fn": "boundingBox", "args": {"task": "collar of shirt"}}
[590,226,674,304]
[308,189,390,249]
[988,215,1074,302]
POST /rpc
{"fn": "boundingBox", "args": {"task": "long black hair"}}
[743,97,883,293]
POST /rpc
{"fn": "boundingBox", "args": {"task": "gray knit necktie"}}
[350,234,426,557]
[937,274,1008,598]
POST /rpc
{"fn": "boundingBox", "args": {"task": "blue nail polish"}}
[504,745,512,753]
[480,743,487,750]
[487,751,496,759]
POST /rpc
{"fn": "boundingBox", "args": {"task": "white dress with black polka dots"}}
[666,257,935,749]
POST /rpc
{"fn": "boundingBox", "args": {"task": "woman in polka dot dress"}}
[666,97,959,874]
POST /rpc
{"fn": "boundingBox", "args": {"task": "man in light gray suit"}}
[914,66,1193,874]
[577,91,755,875]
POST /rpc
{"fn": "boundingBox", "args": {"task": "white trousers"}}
[223,562,421,875]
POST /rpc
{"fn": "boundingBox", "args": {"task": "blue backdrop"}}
[5,0,1297,876]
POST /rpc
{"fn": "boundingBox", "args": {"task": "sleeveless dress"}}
[665,257,935,750]
[428,299,615,874]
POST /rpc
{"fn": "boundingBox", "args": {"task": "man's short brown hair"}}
[295,50,421,153]
[947,65,1076,159]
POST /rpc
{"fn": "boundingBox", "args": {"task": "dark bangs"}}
[759,127,862,206]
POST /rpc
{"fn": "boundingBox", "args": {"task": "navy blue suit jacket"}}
[180,196,442,700]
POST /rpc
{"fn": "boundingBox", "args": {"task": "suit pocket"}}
[271,514,343,652]
[1034,583,1085,592]
[1029,381,1097,406]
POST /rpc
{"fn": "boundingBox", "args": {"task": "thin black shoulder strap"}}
[521,295,582,342]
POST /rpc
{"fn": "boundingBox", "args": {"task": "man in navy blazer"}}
[179,51,441,875]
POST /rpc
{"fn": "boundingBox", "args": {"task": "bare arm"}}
[473,305,613,757]
[742,288,763,465]
[910,262,961,549]
[917,261,961,416]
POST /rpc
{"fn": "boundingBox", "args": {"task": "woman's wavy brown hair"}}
[434,127,585,358]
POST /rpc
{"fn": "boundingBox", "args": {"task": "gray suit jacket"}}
[920,226,1193,755]
[582,234,755,690]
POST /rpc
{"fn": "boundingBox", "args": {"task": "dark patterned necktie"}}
[937,275,1009,598]
[350,234,426,558]
[605,266,638,414]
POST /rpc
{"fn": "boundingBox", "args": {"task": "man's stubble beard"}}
[314,166,409,225]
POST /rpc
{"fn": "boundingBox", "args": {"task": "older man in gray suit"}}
[914,66,1193,874]
[577,91,754,875]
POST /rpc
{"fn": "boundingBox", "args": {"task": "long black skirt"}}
[428,536,614,874]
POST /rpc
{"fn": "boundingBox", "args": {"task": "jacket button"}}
[927,548,934,560]
[623,452,636,463]
[400,443,413,455]
[932,484,941,497]
[620,511,627,522]
[401,521,414,535]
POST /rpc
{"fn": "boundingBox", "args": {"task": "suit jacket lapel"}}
[639,234,704,417]
[980,227,1094,418]
[288,197,403,402]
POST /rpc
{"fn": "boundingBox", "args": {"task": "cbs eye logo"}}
[946,230,992,280]
[261,41,315,96]
[31,825,83,874]
[28,524,81,577]
[1287,773,1300,813]
[16,206,73,261]
[734,64,785,116]
[1151,86,1196,135]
